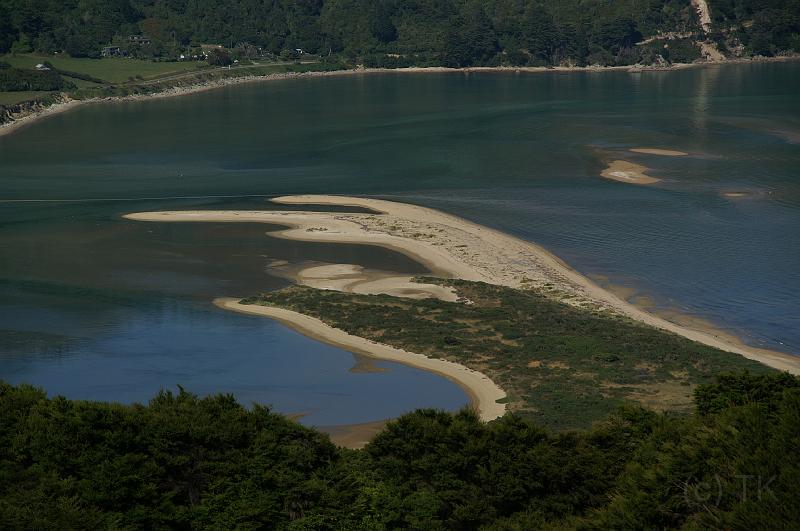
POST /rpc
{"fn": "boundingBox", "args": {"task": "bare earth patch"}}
[623,381,696,411]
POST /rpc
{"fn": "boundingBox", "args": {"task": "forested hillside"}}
[1,372,798,528]
[1,0,798,67]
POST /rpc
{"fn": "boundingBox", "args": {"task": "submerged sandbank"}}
[126,195,800,376]
[214,298,507,422]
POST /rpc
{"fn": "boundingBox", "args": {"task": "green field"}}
[0,54,204,83]
[0,90,53,105]
[244,279,772,430]
[0,56,326,107]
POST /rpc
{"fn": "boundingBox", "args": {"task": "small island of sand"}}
[629,147,688,156]
[600,160,661,185]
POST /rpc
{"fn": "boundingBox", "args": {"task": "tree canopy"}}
[0,0,797,65]
[1,371,799,528]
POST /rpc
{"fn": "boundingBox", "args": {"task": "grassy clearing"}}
[62,76,105,89]
[0,90,54,105]
[0,54,203,83]
[244,278,773,430]
[0,56,329,115]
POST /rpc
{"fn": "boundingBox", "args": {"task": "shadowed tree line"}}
[0,0,798,65]
[1,372,799,529]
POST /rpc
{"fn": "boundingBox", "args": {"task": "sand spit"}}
[214,298,507,422]
[601,160,661,184]
[126,195,800,375]
[630,148,688,156]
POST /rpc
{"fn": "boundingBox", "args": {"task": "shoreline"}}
[126,195,800,376]
[213,297,507,423]
[3,55,799,139]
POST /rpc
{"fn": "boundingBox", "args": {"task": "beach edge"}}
[213,297,508,423]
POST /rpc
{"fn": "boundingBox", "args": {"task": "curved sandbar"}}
[214,298,507,422]
[125,195,800,375]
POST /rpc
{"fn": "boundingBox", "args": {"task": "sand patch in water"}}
[600,160,661,185]
[629,148,688,156]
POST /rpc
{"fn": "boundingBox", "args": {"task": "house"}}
[199,44,226,58]
[129,35,151,46]
[101,46,122,57]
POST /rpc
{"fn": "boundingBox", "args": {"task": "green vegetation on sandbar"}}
[244,279,772,430]
[2,372,799,529]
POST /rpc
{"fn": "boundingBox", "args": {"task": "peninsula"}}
[125,195,799,430]
[125,195,800,375]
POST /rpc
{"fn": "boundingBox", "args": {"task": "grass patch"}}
[244,278,773,430]
[0,90,54,105]
[0,54,203,84]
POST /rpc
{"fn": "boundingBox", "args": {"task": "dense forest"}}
[0,0,798,67]
[1,372,798,529]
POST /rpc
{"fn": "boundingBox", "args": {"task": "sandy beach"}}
[126,195,800,376]
[214,298,507,422]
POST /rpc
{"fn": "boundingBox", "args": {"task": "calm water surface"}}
[1,62,798,423]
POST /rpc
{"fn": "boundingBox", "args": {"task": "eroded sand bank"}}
[126,195,800,378]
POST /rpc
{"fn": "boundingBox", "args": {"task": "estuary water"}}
[1,62,798,424]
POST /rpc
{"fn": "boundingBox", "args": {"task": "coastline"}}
[213,297,507,423]
[3,55,799,139]
[126,195,800,376]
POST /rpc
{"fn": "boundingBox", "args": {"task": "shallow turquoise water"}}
[1,62,798,422]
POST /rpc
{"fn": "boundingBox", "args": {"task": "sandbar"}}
[214,297,507,422]
[601,160,661,184]
[126,195,800,376]
[630,148,688,156]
